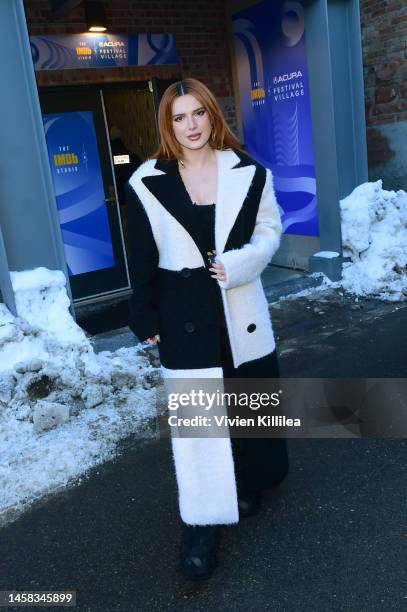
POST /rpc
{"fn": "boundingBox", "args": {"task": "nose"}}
[186,114,197,131]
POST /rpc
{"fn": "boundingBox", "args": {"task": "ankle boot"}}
[179,524,220,580]
[237,487,262,518]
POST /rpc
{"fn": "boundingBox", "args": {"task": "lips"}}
[187,133,202,140]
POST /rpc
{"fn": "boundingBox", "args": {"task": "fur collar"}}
[133,149,257,256]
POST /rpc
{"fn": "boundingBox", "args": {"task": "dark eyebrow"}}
[172,106,205,118]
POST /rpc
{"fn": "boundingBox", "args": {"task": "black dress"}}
[193,203,289,496]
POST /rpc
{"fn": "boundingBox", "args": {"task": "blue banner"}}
[31,33,178,71]
[232,0,319,236]
[43,111,116,276]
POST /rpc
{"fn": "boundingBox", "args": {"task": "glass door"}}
[40,88,129,301]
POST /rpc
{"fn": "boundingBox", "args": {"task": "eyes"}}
[173,109,206,123]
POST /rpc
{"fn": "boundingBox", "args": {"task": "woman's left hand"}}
[209,261,227,282]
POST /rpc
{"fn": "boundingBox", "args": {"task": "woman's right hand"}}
[146,334,160,345]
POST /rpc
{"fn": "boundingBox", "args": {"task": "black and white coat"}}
[126,148,282,526]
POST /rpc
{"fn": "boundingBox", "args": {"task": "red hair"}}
[151,78,243,160]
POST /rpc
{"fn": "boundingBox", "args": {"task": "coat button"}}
[184,321,195,333]
[247,323,256,333]
[181,267,191,278]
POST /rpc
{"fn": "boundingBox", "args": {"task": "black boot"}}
[179,523,220,580]
[237,487,262,518]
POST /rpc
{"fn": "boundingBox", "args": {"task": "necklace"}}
[178,152,217,205]
[178,151,216,171]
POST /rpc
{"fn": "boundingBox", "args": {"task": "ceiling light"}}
[84,1,107,33]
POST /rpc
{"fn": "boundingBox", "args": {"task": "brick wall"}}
[360,0,407,189]
[24,0,407,190]
[23,0,238,131]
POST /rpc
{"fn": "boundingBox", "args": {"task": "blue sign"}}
[232,0,319,236]
[31,33,178,71]
[43,111,116,276]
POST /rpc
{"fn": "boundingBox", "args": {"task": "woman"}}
[126,78,289,580]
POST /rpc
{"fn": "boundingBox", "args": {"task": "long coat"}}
[126,148,283,526]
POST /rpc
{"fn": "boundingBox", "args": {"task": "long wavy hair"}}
[151,78,243,160]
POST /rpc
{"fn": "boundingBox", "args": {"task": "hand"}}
[146,334,160,345]
[209,261,227,282]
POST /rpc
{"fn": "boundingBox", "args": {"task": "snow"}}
[1,178,405,524]
[284,180,407,302]
[10,267,85,346]
[0,267,88,373]
[313,251,340,259]
[279,180,407,303]
[339,180,407,301]
[270,276,337,304]
[0,268,160,525]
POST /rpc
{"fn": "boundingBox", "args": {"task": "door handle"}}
[104,185,117,205]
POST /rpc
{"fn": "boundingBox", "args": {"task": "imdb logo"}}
[250,87,265,100]
[53,153,79,166]
[76,47,92,56]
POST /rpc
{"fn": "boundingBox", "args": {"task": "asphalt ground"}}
[1,288,406,612]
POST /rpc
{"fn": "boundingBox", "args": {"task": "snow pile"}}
[0,268,160,523]
[340,180,407,301]
[1,268,93,373]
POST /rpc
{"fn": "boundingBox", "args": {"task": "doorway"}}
[38,78,179,334]
[39,81,161,304]
[102,82,159,255]
[40,87,129,302]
